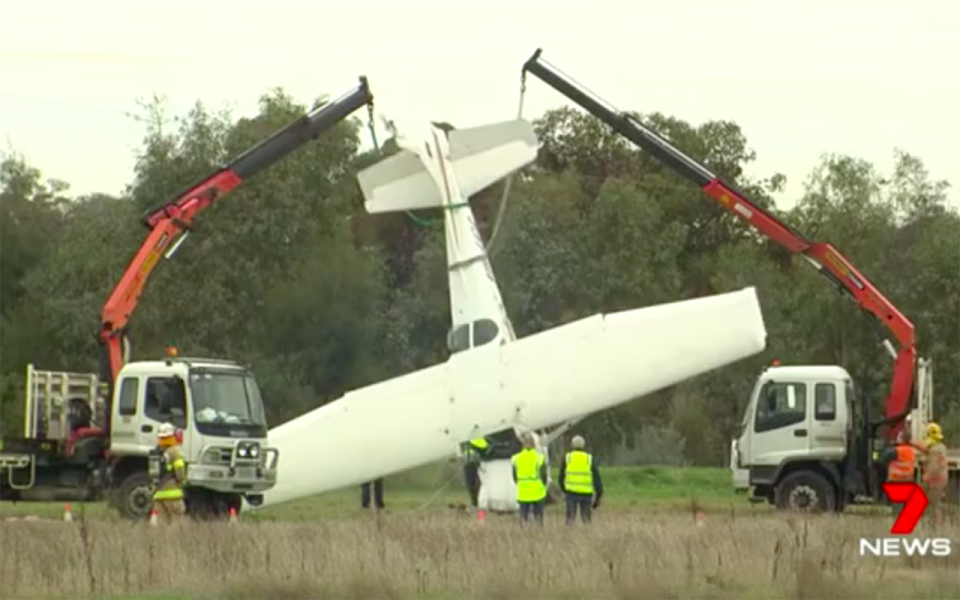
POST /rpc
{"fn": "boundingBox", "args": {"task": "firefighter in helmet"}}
[917,422,949,526]
[151,422,187,523]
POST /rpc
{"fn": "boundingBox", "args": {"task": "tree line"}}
[1,87,957,465]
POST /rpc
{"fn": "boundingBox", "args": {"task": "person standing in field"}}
[883,429,917,483]
[916,422,949,526]
[558,435,603,524]
[880,429,918,518]
[361,478,385,511]
[462,437,490,508]
[511,432,548,526]
[151,422,187,524]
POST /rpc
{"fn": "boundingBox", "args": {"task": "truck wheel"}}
[116,472,154,521]
[774,471,835,512]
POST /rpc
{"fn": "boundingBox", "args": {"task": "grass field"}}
[0,465,745,521]
[2,466,959,599]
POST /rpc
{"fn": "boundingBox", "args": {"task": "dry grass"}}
[1,508,958,600]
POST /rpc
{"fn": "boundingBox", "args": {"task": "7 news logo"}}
[858,482,953,557]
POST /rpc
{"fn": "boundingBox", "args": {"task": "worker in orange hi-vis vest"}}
[885,429,918,483]
[916,422,949,527]
[881,429,918,520]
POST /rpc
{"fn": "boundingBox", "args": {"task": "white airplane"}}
[251,118,768,510]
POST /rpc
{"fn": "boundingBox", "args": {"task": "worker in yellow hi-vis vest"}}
[510,432,548,525]
[151,422,187,523]
[558,435,604,524]
[463,437,490,508]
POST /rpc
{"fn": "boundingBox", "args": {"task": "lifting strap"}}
[486,70,527,257]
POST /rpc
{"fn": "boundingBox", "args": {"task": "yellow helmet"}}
[925,422,943,441]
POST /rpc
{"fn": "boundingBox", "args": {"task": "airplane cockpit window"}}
[447,324,471,354]
[472,319,500,347]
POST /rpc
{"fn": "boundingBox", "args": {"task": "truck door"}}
[110,375,144,454]
[749,380,811,465]
[811,381,846,458]
[137,375,188,450]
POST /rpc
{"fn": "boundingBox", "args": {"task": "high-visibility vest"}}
[563,450,594,495]
[511,449,546,502]
[465,438,488,461]
[887,444,916,482]
[153,446,186,501]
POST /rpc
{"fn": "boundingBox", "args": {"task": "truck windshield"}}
[189,369,267,432]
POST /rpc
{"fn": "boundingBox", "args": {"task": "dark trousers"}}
[518,500,544,525]
[565,493,592,524]
[361,478,384,509]
[464,463,481,507]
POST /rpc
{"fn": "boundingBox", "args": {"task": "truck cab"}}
[1,356,279,520]
[731,364,856,511]
[107,357,279,517]
[731,359,959,511]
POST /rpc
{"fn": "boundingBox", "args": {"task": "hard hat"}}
[571,435,585,449]
[157,422,177,439]
[925,422,943,441]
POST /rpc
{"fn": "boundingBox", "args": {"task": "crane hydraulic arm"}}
[522,49,916,440]
[98,77,374,395]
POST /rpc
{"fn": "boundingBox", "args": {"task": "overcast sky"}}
[1,0,957,211]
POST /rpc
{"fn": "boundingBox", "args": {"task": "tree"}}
[0,153,69,319]
[2,88,956,457]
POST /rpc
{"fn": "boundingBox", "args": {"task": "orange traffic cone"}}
[149,509,158,526]
[63,503,73,522]
[228,506,238,524]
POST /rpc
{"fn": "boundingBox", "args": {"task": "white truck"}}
[0,359,279,519]
[731,358,960,511]
[0,76,376,520]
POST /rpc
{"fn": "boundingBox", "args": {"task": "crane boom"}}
[522,49,916,440]
[98,77,374,399]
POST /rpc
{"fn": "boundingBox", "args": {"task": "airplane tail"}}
[356,119,538,213]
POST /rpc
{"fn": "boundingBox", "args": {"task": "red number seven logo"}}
[881,482,928,534]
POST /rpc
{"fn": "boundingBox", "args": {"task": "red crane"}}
[522,49,915,441]
[97,77,374,437]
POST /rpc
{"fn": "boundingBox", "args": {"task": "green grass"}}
[252,464,753,521]
[0,465,750,522]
